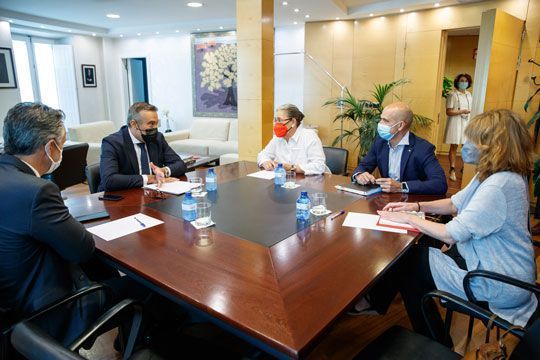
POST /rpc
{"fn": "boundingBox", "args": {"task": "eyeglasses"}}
[273,117,292,123]
[143,188,166,199]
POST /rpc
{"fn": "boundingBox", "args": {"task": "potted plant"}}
[323,78,433,159]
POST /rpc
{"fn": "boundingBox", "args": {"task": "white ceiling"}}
[0,0,483,38]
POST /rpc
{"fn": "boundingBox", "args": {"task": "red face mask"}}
[273,121,291,138]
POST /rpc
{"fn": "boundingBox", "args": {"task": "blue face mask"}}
[458,82,469,90]
[461,140,480,164]
[377,121,401,141]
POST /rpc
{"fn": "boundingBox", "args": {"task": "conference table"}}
[65,161,441,359]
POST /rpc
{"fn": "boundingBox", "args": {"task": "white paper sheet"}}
[247,170,276,180]
[144,181,199,195]
[342,212,407,234]
[88,213,164,241]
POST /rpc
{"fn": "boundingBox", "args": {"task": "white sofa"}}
[67,121,116,165]
[164,118,238,156]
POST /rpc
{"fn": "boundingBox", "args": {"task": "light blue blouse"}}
[429,172,537,326]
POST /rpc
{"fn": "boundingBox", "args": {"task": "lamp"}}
[274,50,347,147]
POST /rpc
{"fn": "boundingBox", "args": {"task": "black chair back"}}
[41,143,89,191]
[323,146,349,175]
[85,163,101,194]
[510,318,540,359]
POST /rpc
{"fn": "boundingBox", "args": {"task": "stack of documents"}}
[247,170,276,180]
[342,212,413,234]
[144,181,200,195]
[88,213,163,241]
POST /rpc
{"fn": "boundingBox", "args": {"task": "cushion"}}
[86,143,102,166]
[168,139,210,156]
[220,153,239,165]
[190,118,230,141]
[208,141,238,155]
[163,130,190,142]
[68,121,115,143]
[228,119,238,141]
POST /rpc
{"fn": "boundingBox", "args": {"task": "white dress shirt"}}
[387,131,410,181]
[257,124,329,175]
[21,160,40,177]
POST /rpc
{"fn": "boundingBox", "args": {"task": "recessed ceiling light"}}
[40,25,45,28]
[219,26,224,29]
[92,33,96,36]
[137,33,141,36]
[400,8,404,12]
[434,2,440,7]
[187,2,203,7]
[293,21,298,25]
[369,13,374,17]
[106,13,120,19]
[175,30,180,33]
[155,31,160,34]
[282,1,288,5]
[335,17,340,20]
[68,29,72,32]
[119,34,123,37]
[305,14,310,18]
[197,28,201,31]
[294,8,299,12]
[8,19,13,23]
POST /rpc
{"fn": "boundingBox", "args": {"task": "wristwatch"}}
[291,164,296,172]
[401,182,409,193]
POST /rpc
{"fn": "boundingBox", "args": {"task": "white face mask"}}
[45,140,63,174]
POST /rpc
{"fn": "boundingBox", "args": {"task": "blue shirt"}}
[387,131,409,181]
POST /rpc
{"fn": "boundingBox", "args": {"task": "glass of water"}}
[195,202,212,227]
[196,228,214,247]
[311,193,328,215]
[189,177,204,197]
[283,170,296,189]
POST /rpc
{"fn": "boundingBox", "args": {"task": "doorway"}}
[122,57,149,105]
[435,28,479,155]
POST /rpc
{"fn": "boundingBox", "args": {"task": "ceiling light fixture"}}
[8,19,13,23]
[400,8,404,12]
[119,34,123,37]
[434,2,440,7]
[92,33,96,36]
[175,29,180,33]
[282,1,288,5]
[40,25,45,28]
[155,31,160,34]
[187,2,203,7]
[305,14,310,18]
[68,29,72,32]
[106,13,120,19]
[294,8,299,12]
[219,26,224,29]
[137,33,141,36]
[197,28,201,31]
[335,17,340,20]
[369,13,374,17]
[293,21,298,25]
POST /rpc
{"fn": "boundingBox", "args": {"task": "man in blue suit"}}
[99,102,186,192]
[351,102,447,195]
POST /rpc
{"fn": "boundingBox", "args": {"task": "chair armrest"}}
[69,299,143,359]
[422,290,525,339]
[463,270,540,304]
[163,129,190,142]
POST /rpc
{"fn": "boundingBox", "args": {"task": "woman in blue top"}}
[379,109,537,344]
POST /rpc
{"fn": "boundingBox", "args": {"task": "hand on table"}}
[382,202,418,212]
[354,172,376,185]
[375,178,402,193]
[261,160,278,171]
[377,210,413,224]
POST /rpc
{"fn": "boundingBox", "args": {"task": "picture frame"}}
[0,47,17,89]
[81,64,97,87]
[191,31,237,118]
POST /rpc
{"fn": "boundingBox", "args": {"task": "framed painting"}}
[82,64,97,87]
[191,31,237,118]
[0,47,17,89]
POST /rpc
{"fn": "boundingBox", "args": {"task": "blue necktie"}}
[137,143,150,174]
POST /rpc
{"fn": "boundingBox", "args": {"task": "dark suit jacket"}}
[99,126,187,192]
[351,133,448,195]
[0,154,97,342]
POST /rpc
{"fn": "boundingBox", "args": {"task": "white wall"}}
[59,35,109,124]
[103,35,196,131]
[274,26,304,111]
[0,21,21,137]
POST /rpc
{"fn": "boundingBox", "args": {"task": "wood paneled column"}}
[236,0,274,161]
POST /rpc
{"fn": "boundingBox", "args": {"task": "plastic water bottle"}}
[206,168,217,191]
[181,191,197,221]
[296,191,311,221]
[274,163,286,186]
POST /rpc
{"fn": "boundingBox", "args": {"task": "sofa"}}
[67,121,116,165]
[164,118,238,156]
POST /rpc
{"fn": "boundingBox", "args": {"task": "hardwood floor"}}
[65,156,536,359]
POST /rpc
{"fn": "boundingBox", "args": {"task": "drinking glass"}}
[195,202,212,227]
[196,228,214,247]
[189,177,204,196]
[311,193,328,215]
[283,170,296,188]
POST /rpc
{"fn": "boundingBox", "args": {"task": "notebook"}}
[335,182,382,196]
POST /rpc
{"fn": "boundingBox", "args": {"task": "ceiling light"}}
[8,19,13,23]
[68,29,72,32]
[40,25,45,28]
[434,2,440,7]
[294,8,299,12]
[106,13,120,19]
[187,2,203,7]
[293,21,298,25]
[155,31,160,34]
[219,26,224,29]
[369,13,374,17]
[175,29,180,33]
[305,14,310,18]
[335,17,340,20]
[400,8,404,12]
[92,33,96,36]
[119,34,123,37]
[282,1,288,5]
[137,33,141,36]
[197,28,201,31]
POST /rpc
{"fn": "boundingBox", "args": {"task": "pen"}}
[134,217,146,228]
[330,210,345,220]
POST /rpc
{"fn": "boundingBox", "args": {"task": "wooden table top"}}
[66,161,442,358]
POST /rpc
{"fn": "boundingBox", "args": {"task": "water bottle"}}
[296,191,311,221]
[274,163,286,186]
[181,191,197,221]
[206,168,217,191]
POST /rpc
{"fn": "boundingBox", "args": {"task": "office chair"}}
[42,143,89,191]
[85,163,101,194]
[354,290,540,359]
[323,146,349,175]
